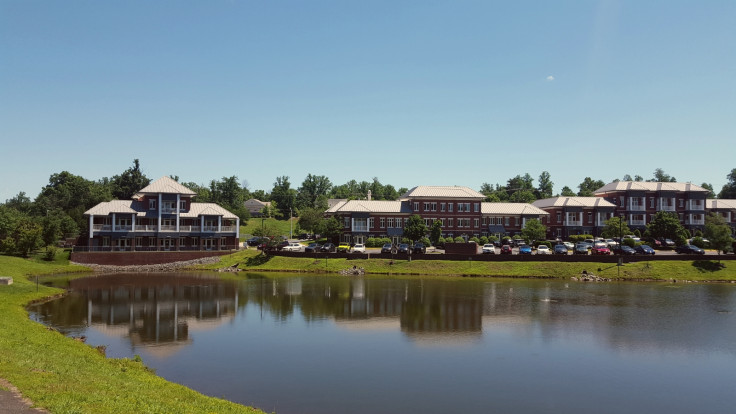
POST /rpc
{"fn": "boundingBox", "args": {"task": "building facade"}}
[244,198,271,217]
[325,186,548,243]
[706,199,736,236]
[593,181,709,234]
[532,197,617,239]
[83,176,240,251]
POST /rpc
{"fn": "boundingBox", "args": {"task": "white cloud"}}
[546,75,555,81]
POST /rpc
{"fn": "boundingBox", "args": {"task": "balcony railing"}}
[565,221,582,226]
[629,220,646,226]
[627,205,646,211]
[91,224,237,234]
[352,225,369,232]
[686,219,705,225]
[659,205,676,212]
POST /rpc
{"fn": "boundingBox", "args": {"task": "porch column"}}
[89,214,94,238]
[158,193,162,232]
[200,215,204,232]
[132,214,136,232]
[218,216,222,233]
[236,218,240,240]
[176,194,180,232]
[112,213,116,232]
[579,212,582,225]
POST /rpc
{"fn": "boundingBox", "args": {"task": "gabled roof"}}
[133,176,197,198]
[400,186,485,199]
[84,200,143,216]
[594,181,709,194]
[481,203,549,216]
[182,203,238,219]
[706,199,736,210]
[532,197,616,209]
[325,200,411,214]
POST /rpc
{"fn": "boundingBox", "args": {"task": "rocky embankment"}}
[72,256,222,273]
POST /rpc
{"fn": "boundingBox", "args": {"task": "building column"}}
[200,215,204,232]
[89,214,94,238]
[132,214,136,232]
[158,193,162,232]
[218,216,222,233]
[176,194,180,232]
[236,217,240,240]
[112,213,116,232]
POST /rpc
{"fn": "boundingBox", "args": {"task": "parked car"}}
[501,245,513,254]
[282,242,302,252]
[553,244,568,255]
[612,245,636,255]
[320,243,336,252]
[397,243,411,254]
[634,245,656,255]
[337,243,351,252]
[275,240,290,251]
[304,243,322,253]
[352,243,366,253]
[412,243,427,254]
[381,243,394,254]
[536,245,551,255]
[675,244,705,255]
[592,245,611,255]
[518,245,532,254]
[481,244,497,254]
[605,239,618,248]
[574,243,589,255]
[662,238,676,247]
[563,242,574,250]
[246,236,262,246]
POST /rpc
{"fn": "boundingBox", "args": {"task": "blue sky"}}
[1,0,734,201]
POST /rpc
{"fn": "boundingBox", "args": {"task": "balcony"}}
[627,205,646,212]
[91,223,235,234]
[629,220,646,226]
[686,219,705,226]
[659,205,676,212]
[565,221,582,227]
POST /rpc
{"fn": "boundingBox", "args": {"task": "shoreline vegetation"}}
[2,250,734,413]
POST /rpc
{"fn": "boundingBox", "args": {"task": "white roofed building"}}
[82,176,240,252]
[532,197,616,239]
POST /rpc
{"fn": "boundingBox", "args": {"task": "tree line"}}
[2,159,735,257]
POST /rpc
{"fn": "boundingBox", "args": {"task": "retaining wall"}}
[71,250,236,266]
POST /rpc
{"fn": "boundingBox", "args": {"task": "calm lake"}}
[29,272,736,414]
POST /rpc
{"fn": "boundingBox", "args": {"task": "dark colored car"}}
[320,243,336,253]
[554,244,568,255]
[613,245,636,255]
[574,243,589,255]
[675,244,705,255]
[501,245,513,254]
[381,243,394,254]
[275,240,290,251]
[635,245,656,255]
[304,243,322,253]
[518,245,532,254]
[397,243,411,254]
[412,243,426,254]
[246,237,262,246]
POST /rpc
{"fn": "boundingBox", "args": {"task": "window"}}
[448,218,454,227]
[587,212,592,223]
[440,218,445,226]
[149,199,157,210]
[474,203,480,212]
[424,202,430,211]
[344,217,350,228]
[425,218,432,226]
[380,218,385,228]
[441,203,446,212]
[474,218,479,228]
[180,200,187,211]
[448,203,453,212]
[191,237,198,247]
[135,237,143,247]
[179,237,186,247]
[556,212,561,223]
[387,218,394,228]
[679,199,684,208]
[505,217,510,226]
[413,202,419,211]
[369,218,374,229]
[431,202,437,211]
[650,198,655,208]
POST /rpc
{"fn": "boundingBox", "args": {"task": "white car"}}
[352,243,366,253]
[282,242,303,252]
[481,244,497,254]
[536,245,551,255]
[563,242,574,250]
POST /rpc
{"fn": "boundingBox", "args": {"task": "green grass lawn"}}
[239,217,298,240]
[0,252,264,414]
[200,249,736,281]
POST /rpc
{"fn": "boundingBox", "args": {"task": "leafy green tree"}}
[429,219,442,246]
[110,159,150,199]
[6,218,42,257]
[577,177,605,197]
[718,168,736,199]
[383,185,399,201]
[509,190,536,203]
[651,168,676,182]
[297,174,332,210]
[298,208,324,236]
[34,171,112,231]
[560,186,576,197]
[536,171,553,199]
[403,214,427,243]
[646,211,688,245]
[601,216,631,239]
[3,192,33,214]
[317,216,343,243]
[520,219,546,244]
[704,213,734,258]
[506,174,534,200]
[700,183,715,198]
[271,176,297,219]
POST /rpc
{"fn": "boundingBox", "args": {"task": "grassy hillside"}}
[0,252,263,414]
[239,217,298,240]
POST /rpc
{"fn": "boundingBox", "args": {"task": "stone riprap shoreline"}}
[72,256,222,273]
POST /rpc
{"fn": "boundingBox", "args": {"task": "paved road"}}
[0,379,47,413]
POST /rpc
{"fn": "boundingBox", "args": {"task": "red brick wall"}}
[71,250,234,266]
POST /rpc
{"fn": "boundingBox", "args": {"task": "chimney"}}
[367,190,372,201]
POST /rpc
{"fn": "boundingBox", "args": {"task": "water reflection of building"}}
[71,274,238,346]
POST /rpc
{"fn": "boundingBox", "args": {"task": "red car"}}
[501,245,513,254]
[592,246,611,255]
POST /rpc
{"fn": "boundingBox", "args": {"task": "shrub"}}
[437,237,445,248]
[43,246,57,261]
[469,237,480,244]
[479,236,488,245]
[623,238,636,248]
[419,237,431,247]
[454,237,465,243]
[691,236,705,248]
[694,230,703,238]
[633,229,642,238]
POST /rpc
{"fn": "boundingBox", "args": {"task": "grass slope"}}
[0,253,263,414]
[239,217,297,240]
[203,249,736,281]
